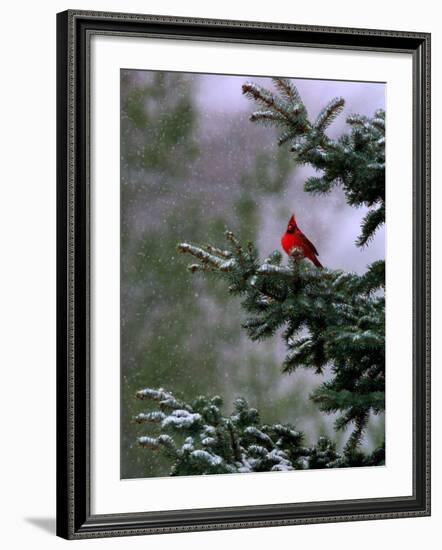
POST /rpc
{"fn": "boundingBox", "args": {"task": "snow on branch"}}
[134,388,384,475]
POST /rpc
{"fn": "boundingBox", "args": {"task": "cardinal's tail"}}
[312,255,323,268]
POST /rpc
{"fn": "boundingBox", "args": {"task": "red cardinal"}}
[281,214,323,268]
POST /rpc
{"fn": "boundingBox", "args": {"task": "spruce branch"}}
[177,231,384,448]
[272,77,303,104]
[356,204,385,247]
[134,389,385,474]
[250,110,288,127]
[242,83,291,120]
[314,97,345,131]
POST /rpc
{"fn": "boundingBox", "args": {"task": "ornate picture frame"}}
[56,9,430,539]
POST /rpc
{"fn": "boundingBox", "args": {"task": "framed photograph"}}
[56,10,431,539]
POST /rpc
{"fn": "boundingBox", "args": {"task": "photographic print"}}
[121,70,386,479]
[57,12,430,537]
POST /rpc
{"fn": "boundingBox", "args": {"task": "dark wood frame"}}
[56,9,431,540]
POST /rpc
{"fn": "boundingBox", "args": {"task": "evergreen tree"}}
[134,78,385,473]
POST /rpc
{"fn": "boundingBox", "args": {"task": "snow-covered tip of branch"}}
[242,82,277,110]
[372,116,386,131]
[268,449,294,471]
[133,411,166,424]
[314,97,345,131]
[257,263,293,278]
[137,436,159,449]
[272,424,302,440]
[244,426,274,447]
[136,388,172,402]
[190,449,223,467]
[250,110,287,126]
[137,434,177,454]
[158,397,190,411]
[136,388,191,411]
[161,409,203,430]
[201,436,217,447]
[205,244,232,258]
[177,243,225,268]
[188,259,235,274]
[218,258,236,272]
